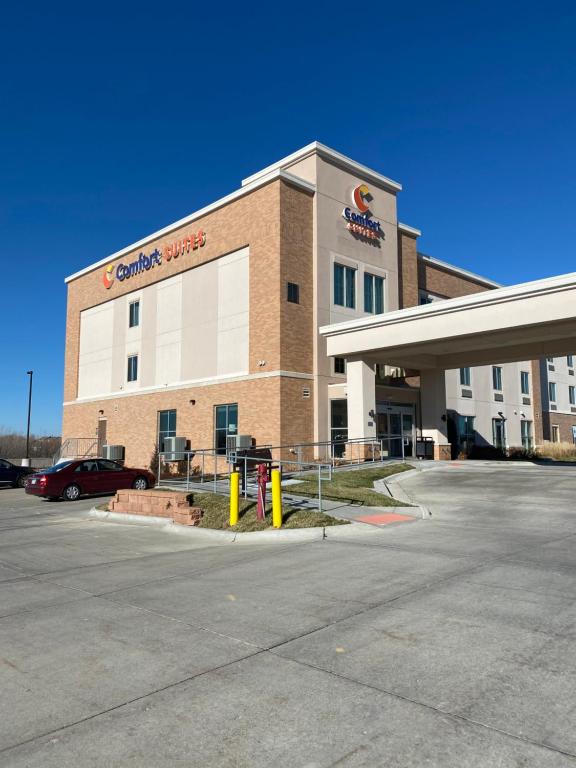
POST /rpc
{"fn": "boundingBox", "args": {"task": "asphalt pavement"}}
[0,462,575,767]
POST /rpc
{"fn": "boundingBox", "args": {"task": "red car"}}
[25,458,155,501]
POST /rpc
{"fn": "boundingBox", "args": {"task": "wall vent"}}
[494,393,504,402]
[461,389,473,398]
[522,397,531,405]
[550,404,557,411]
[302,388,311,399]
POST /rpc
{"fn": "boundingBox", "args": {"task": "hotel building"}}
[62,142,575,465]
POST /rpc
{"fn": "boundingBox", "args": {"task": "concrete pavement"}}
[0,463,575,766]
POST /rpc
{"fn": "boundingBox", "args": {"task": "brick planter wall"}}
[109,490,203,526]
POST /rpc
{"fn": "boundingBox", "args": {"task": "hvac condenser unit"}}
[225,434,253,458]
[102,445,125,462]
[164,436,187,461]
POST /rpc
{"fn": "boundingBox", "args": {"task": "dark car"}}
[25,458,155,501]
[0,459,37,488]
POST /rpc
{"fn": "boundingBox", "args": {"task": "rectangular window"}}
[127,355,138,382]
[570,386,575,405]
[492,418,506,449]
[456,415,475,451]
[520,420,533,451]
[215,403,238,455]
[520,371,530,395]
[568,355,574,368]
[459,367,471,387]
[547,357,554,363]
[129,300,140,328]
[492,366,503,391]
[364,273,384,314]
[334,357,346,375]
[552,424,560,443]
[334,263,356,309]
[549,382,557,402]
[287,282,299,304]
[157,409,177,451]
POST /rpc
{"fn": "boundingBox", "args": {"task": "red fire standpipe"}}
[256,463,268,521]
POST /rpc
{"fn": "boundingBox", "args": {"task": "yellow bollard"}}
[271,469,282,528]
[229,472,239,526]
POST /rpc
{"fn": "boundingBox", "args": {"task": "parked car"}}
[0,459,38,488]
[25,458,155,501]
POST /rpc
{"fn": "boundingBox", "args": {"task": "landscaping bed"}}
[98,491,349,533]
[288,464,413,507]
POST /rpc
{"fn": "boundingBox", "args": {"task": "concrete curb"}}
[89,507,373,543]
[376,470,432,518]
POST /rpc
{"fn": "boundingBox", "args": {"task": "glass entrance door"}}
[377,405,415,458]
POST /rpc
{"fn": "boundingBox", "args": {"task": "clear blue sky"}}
[1,1,575,435]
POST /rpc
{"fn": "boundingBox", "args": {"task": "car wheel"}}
[16,475,27,489]
[132,476,148,490]
[62,484,81,501]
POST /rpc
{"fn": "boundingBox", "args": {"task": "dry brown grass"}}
[535,442,576,461]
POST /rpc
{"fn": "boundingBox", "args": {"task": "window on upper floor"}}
[492,366,503,391]
[334,264,356,309]
[570,386,575,406]
[549,382,557,402]
[364,273,385,314]
[334,357,346,375]
[459,367,471,387]
[287,282,300,304]
[127,355,138,382]
[568,354,574,368]
[129,300,140,328]
[520,371,530,395]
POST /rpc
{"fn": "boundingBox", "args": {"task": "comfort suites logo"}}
[342,184,384,243]
[103,229,206,289]
[103,264,115,289]
[352,184,371,213]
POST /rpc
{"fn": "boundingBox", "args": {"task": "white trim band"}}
[64,369,315,406]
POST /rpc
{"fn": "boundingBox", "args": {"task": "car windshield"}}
[41,461,75,474]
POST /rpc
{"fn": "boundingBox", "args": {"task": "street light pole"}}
[26,371,33,461]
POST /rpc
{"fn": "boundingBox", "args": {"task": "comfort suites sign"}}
[103,229,206,289]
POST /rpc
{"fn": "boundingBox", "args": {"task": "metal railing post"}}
[318,464,322,513]
[186,452,190,491]
[157,451,161,487]
[214,452,217,494]
[401,435,405,460]
[202,451,205,484]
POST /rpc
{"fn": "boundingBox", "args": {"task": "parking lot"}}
[0,463,576,767]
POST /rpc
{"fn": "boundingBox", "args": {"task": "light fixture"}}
[98,409,104,416]
[189,399,196,405]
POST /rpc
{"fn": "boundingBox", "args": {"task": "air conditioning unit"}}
[226,434,252,459]
[164,436,187,461]
[235,434,252,449]
[103,445,125,462]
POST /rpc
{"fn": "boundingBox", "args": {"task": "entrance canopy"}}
[320,272,576,370]
[320,272,576,459]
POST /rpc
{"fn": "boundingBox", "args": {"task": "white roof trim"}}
[241,141,403,194]
[418,252,501,289]
[320,271,576,337]
[64,169,315,284]
[398,222,422,237]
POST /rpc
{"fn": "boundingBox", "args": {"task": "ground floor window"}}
[457,415,475,452]
[551,424,560,443]
[330,399,348,458]
[572,426,576,445]
[520,420,533,451]
[157,409,177,451]
[492,418,506,449]
[215,403,238,455]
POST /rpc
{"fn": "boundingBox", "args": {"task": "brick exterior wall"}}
[542,411,576,444]
[418,258,494,299]
[531,359,545,443]
[397,231,419,308]
[62,177,314,465]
